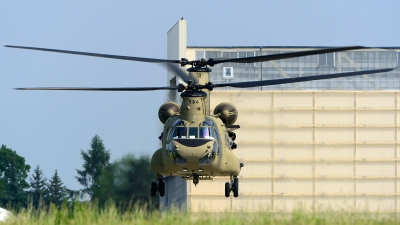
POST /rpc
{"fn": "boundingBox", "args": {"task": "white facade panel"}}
[316,111,354,125]
[203,90,400,212]
[356,145,396,159]
[274,162,313,177]
[315,145,355,160]
[236,146,272,160]
[274,145,313,160]
[316,180,354,194]
[315,93,355,108]
[356,93,395,108]
[357,111,395,125]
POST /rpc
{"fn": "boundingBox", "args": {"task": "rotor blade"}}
[5,45,180,64]
[214,68,395,88]
[164,63,197,84]
[208,46,366,65]
[15,86,180,91]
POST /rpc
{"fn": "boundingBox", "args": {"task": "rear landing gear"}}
[224,177,239,198]
[233,178,239,197]
[150,177,165,197]
[159,177,165,197]
[225,182,230,197]
[151,182,157,196]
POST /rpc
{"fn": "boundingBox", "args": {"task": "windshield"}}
[188,127,198,138]
[171,120,186,139]
[200,127,213,139]
[173,127,187,139]
[200,121,214,139]
[170,120,217,140]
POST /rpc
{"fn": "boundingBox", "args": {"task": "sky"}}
[1,1,399,191]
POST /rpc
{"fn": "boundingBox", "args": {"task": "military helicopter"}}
[5,45,395,198]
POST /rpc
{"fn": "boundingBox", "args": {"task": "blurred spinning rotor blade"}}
[164,63,197,84]
[15,86,181,91]
[214,68,395,88]
[208,46,366,65]
[5,45,180,64]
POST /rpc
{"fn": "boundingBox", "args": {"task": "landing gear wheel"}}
[225,182,230,197]
[193,174,199,186]
[233,178,239,197]
[159,178,165,197]
[151,182,157,197]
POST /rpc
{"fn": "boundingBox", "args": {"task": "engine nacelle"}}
[213,102,238,125]
[158,102,180,124]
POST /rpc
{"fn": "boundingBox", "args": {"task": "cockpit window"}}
[169,119,217,140]
[171,120,186,139]
[188,127,198,138]
[200,127,214,139]
[200,121,214,139]
[173,126,187,139]
[172,119,185,126]
[202,120,214,126]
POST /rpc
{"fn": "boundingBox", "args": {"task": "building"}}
[161,20,400,212]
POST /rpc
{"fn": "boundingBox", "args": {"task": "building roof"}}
[188,46,400,50]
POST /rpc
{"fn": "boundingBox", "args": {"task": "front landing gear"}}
[150,177,165,197]
[224,177,239,197]
[193,174,199,186]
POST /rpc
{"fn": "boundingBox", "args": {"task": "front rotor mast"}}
[179,58,214,68]
[179,81,215,92]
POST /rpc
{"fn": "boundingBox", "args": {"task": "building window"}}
[222,52,237,58]
[398,52,400,66]
[222,52,237,66]
[318,53,335,66]
[205,51,220,59]
[222,51,255,66]
[195,51,205,60]
[240,51,255,66]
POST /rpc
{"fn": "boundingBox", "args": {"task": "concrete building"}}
[161,20,400,212]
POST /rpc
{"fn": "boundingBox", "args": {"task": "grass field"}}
[3,202,399,225]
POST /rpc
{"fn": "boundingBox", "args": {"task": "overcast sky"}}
[1,1,399,191]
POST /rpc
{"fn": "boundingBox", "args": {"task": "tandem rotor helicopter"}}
[6,45,395,198]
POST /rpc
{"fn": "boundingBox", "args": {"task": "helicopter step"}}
[150,177,165,197]
[225,177,239,198]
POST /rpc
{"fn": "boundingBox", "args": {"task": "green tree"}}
[28,165,48,208]
[93,154,159,210]
[76,135,110,197]
[47,170,68,207]
[0,145,31,209]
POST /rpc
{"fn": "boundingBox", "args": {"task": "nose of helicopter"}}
[172,139,214,162]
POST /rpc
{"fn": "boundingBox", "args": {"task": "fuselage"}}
[151,90,241,178]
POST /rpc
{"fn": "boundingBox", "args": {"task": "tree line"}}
[0,135,158,211]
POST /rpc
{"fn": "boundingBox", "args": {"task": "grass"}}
[3,202,399,225]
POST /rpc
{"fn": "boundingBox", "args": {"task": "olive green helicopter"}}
[5,45,395,198]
